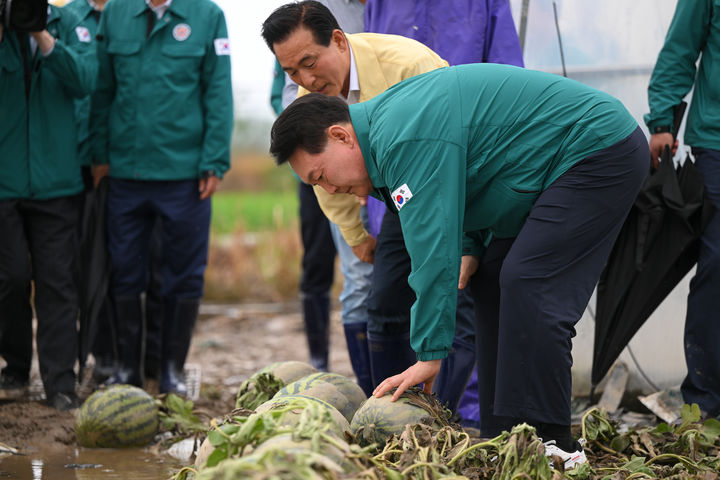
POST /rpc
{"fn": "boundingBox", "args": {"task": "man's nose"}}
[299,70,316,89]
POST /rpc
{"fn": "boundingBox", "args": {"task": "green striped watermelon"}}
[350,388,450,446]
[75,384,159,448]
[273,372,365,422]
[235,361,317,410]
[256,394,351,437]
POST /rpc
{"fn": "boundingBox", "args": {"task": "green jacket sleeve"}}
[645,0,711,130]
[44,10,97,100]
[90,8,114,166]
[383,140,468,362]
[199,8,233,178]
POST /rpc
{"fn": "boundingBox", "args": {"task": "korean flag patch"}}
[214,38,230,56]
[75,26,91,43]
[391,183,413,211]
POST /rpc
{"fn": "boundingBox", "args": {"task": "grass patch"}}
[211,190,298,235]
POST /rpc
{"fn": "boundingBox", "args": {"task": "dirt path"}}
[0,302,353,454]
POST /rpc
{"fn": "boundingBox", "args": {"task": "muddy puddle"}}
[0,446,182,479]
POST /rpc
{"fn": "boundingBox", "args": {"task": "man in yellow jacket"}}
[262,1,447,393]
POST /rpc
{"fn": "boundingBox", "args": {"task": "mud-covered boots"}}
[159,297,199,396]
[302,293,330,371]
[105,295,143,387]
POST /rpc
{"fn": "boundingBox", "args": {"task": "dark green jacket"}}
[352,64,638,361]
[645,0,720,149]
[0,5,97,200]
[91,0,233,180]
[64,0,102,167]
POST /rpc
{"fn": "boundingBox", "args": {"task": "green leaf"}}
[206,446,228,468]
[610,434,630,453]
[680,403,702,426]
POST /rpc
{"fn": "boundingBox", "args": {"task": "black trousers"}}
[298,182,336,295]
[471,127,648,432]
[0,195,80,396]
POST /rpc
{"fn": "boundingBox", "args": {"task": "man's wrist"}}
[652,125,671,134]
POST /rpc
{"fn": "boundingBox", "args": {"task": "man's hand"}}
[373,359,442,402]
[30,30,55,56]
[458,255,479,289]
[351,235,376,263]
[92,164,110,188]
[199,175,220,200]
[649,132,677,169]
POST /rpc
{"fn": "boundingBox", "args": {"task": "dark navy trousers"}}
[470,127,649,433]
[682,147,720,417]
[107,179,210,299]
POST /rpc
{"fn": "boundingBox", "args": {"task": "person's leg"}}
[156,180,210,395]
[494,128,648,449]
[366,212,416,385]
[682,148,720,417]
[329,212,373,395]
[469,237,518,436]
[144,217,164,381]
[25,195,81,407]
[435,286,476,416]
[298,182,336,371]
[0,200,33,395]
[106,179,155,387]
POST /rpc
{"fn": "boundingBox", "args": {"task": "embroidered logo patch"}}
[172,23,192,41]
[75,26,91,43]
[391,184,413,211]
[214,38,230,56]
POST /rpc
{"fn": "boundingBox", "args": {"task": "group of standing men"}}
[0,0,232,410]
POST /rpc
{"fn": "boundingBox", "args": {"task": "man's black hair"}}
[270,93,351,165]
[261,1,341,53]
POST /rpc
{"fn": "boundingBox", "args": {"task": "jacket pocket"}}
[107,40,143,55]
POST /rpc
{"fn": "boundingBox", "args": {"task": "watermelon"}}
[255,394,351,437]
[235,361,317,410]
[350,388,451,446]
[75,384,159,448]
[196,434,353,480]
[275,372,366,422]
[195,394,351,471]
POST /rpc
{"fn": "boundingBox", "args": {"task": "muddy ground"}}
[0,302,355,454]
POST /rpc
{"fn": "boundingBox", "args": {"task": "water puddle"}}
[0,446,182,479]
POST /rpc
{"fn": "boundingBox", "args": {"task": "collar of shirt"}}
[145,0,172,19]
[341,45,361,105]
[87,0,102,11]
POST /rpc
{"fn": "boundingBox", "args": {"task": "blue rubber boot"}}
[343,322,373,397]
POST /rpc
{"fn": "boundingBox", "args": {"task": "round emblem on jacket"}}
[172,23,191,41]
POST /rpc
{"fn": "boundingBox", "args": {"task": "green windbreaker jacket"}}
[0,5,97,200]
[352,64,638,361]
[645,0,720,149]
[91,0,233,180]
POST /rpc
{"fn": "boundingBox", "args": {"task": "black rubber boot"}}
[343,322,373,397]
[434,336,476,415]
[159,297,199,396]
[367,331,416,388]
[105,295,143,387]
[302,293,330,371]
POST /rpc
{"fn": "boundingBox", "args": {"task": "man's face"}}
[289,124,373,197]
[274,27,350,97]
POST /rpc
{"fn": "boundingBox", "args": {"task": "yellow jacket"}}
[298,33,448,246]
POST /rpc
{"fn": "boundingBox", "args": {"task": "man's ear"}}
[327,124,352,145]
[331,29,347,52]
